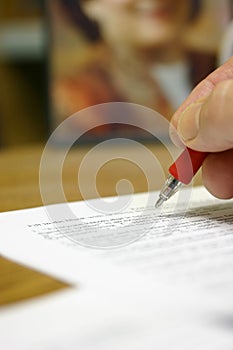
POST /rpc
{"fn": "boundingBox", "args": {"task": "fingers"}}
[169,57,233,200]
[202,149,233,199]
[176,79,233,152]
[171,56,233,133]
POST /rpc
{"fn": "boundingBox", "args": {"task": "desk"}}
[0,142,203,306]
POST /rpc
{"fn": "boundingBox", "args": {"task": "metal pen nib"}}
[155,148,208,208]
[155,175,183,208]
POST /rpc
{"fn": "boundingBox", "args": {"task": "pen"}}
[155,148,208,208]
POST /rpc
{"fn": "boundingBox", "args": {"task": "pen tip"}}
[155,197,164,208]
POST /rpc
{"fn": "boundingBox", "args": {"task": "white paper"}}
[0,280,232,350]
[0,186,232,294]
[0,186,233,349]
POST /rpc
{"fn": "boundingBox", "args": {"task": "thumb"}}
[176,79,233,152]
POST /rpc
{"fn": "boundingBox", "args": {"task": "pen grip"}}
[169,148,208,185]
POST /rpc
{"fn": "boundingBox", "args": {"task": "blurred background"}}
[0,0,233,148]
[0,0,47,146]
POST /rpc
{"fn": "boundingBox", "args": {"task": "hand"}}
[170,57,233,199]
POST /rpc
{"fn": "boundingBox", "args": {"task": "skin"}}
[81,0,191,59]
[170,56,233,200]
[78,0,194,115]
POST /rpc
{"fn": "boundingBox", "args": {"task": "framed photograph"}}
[47,0,229,144]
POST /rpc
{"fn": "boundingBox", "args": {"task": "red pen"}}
[155,148,208,207]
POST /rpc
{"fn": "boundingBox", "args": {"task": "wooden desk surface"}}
[0,142,203,306]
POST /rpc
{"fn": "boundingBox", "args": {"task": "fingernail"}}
[169,125,185,147]
[177,102,203,142]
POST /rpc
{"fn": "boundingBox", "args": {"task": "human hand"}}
[170,57,233,199]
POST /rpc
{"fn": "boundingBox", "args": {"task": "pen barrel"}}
[169,148,208,185]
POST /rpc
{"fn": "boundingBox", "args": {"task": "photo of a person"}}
[49,0,218,141]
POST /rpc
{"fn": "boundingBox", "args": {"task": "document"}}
[0,186,232,295]
[0,186,233,349]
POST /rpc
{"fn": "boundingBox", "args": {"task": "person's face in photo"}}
[81,0,192,48]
